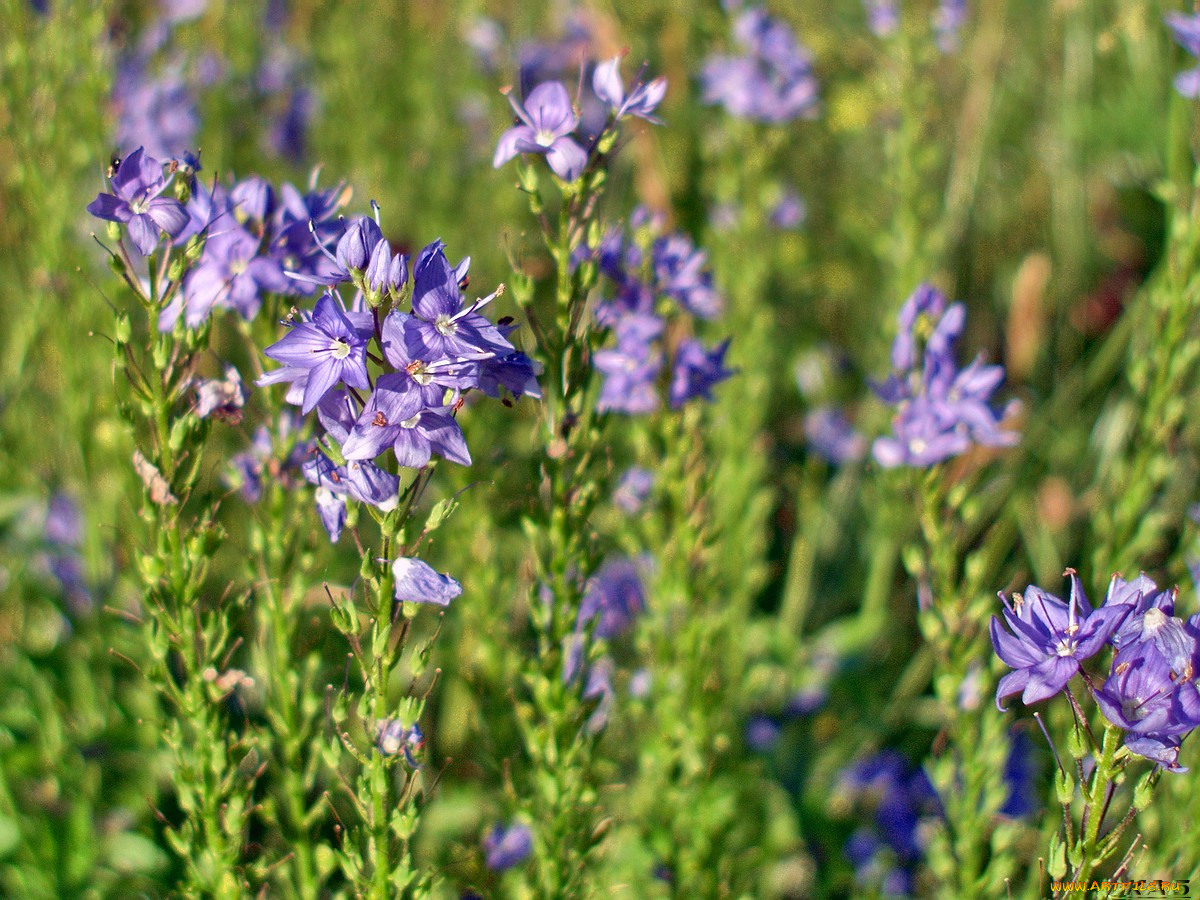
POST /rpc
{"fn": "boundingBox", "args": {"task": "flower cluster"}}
[110,3,316,163]
[86,145,348,331]
[992,571,1200,771]
[580,210,734,415]
[835,751,941,896]
[259,231,539,548]
[872,283,1018,467]
[494,56,665,182]
[701,7,820,123]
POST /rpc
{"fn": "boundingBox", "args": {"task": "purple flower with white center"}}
[87,147,189,256]
[493,81,588,182]
[1094,641,1200,771]
[1167,12,1200,98]
[375,719,425,766]
[483,823,533,871]
[652,233,723,319]
[340,378,471,469]
[166,223,288,328]
[379,312,478,406]
[406,240,513,361]
[262,292,372,414]
[1101,573,1179,652]
[991,573,1134,710]
[613,466,654,514]
[805,407,867,464]
[392,557,463,607]
[701,7,820,123]
[578,556,647,639]
[669,338,734,409]
[592,56,667,123]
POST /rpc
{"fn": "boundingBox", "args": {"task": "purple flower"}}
[592,56,667,123]
[669,338,734,408]
[1167,12,1200,98]
[933,0,967,53]
[769,189,807,229]
[406,240,513,361]
[805,407,867,464]
[595,316,663,415]
[87,147,188,256]
[701,8,820,123]
[493,81,588,182]
[193,365,248,420]
[838,751,940,875]
[113,59,199,161]
[652,233,723,319]
[483,823,533,871]
[1094,638,1200,771]
[578,557,647,639]
[341,379,470,469]
[392,557,463,606]
[376,719,424,766]
[613,467,655,514]
[872,284,1018,467]
[746,715,782,751]
[379,311,478,405]
[165,223,288,328]
[865,0,899,38]
[991,573,1133,710]
[262,293,372,414]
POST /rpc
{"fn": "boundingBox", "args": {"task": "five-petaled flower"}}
[493,81,588,181]
[87,146,189,256]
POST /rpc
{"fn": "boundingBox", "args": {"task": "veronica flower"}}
[592,56,667,123]
[669,338,734,408]
[652,233,723,319]
[865,0,899,38]
[406,240,513,361]
[595,319,663,415]
[87,146,189,255]
[262,292,372,413]
[578,556,647,639]
[166,223,288,328]
[1167,12,1200,98]
[613,467,655,514]
[341,378,471,469]
[991,573,1133,709]
[493,81,588,181]
[933,0,967,53]
[483,823,533,871]
[1094,639,1200,772]
[701,7,820,123]
[375,719,425,766]
[379,311,478,406]
[805,407,867,464]
[392,557,463,606]
[193,365,248,420]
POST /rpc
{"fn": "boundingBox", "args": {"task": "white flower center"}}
[400,414,421,429]
[435,314,457,336]
[535,129,557,147]
[330,339,351,360]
